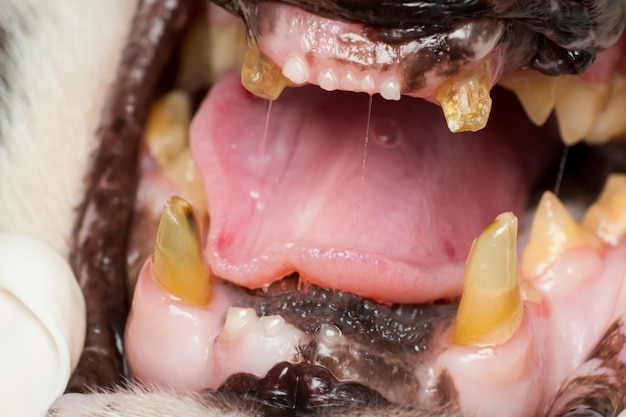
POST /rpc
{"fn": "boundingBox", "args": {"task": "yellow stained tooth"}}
[437,63,492,133]
[452,212,523,346]
[165,148,208,218]
[152,196,212,307]
[241,44,288,101]
[145,90,192,168]
[521,192,596,278]
[587,75,626,143]
[555,75,609,145]
[499,70,556,126]
[582,174,626,245]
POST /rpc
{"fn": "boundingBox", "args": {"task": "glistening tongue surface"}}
[191,72,554,303]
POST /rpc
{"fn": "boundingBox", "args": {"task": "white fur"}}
[0,0,137,257]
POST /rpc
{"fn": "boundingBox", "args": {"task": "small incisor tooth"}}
[452,212,523,346]
[152,196,212,307]
[145,90,192,167]
[436,63,492,133]
[582,174,626,245]
[555,75,609,145]
[241,44,288,101]
[499,70,556,126]
[521,192,597,278]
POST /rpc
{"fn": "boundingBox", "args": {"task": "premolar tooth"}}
[223,307,257,340]
[282,54,310,85]
[152,196,212,307]
[499,70,556,126]
[582,174,626,245]
[437,63,492,133]
[145,90,191,167]
[554,75,609,145]
[586,76,626,143]
[521,192,596,278]
[452,212,523,346]
[318,69,338,91]
[380,77,401,101]
[241,44,288,101]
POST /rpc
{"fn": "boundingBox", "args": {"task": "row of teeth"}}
[149,172,626,348]
[196,18,626,141]
[282,53,402,101]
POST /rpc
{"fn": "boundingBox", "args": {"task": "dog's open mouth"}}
[12,0,626,416]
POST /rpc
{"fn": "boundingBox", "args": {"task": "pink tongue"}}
[191,73,549,303]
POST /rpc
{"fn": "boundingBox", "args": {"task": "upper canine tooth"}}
[521,192,597,278]
[452,212,523,346]
[241,44,288,101]
[152,196,212,307]
[380,76,401,101]
[582,174,626,245]
[499,70,556,126]
[282,54,310,85]
[436,63,492,133]
[554,75,609,145]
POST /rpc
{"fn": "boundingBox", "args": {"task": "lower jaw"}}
[47,1,624,414]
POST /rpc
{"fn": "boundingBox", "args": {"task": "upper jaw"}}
[1,0,624,414]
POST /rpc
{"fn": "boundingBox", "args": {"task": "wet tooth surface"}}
[241,44,288,101]
[436,63,492,133]
[282,54,310,85]
[499,70,556,126]
[452,212,523,346]
[582,174,626,245]
[152,196,212,307]
[521,192,598,278]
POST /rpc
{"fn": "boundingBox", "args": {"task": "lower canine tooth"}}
[499,70,556,126]
[282,54,310,85]
[452,212,523,346]
[152,196,212,307]
[582,174,626,245]
[241,44,288,101]
[521,192,596,278]
[436,63,492,133]
[554,75,609,145]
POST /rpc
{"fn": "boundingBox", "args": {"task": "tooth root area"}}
[241,44,288,101]
[582,174,626,245]
[498,70,556,126]
[521,192,594,278]
[452,212,523,346]
[152,196,212,307]
[437,63,493,133]
[282,54,310,85]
